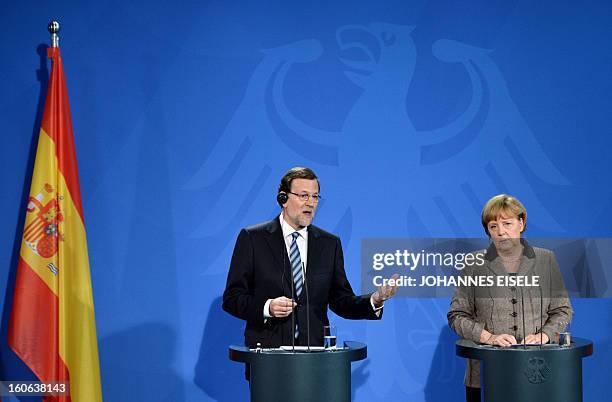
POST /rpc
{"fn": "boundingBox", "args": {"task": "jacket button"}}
[511,299,517,304]
[511,312,517,317]
[512,325,518,331]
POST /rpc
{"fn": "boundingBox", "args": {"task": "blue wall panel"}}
[1,1,610,400]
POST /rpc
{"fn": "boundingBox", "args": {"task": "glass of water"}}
[558,321,571,347]
[323,325,337,350]
[559,332,571,347]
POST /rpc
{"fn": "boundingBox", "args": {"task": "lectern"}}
[456,338,593,402]
[229,341,367,402]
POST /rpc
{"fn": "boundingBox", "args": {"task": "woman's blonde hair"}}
[481,194,527,236]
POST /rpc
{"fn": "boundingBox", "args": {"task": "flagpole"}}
[8,18,102,401]
[48,20,60,48]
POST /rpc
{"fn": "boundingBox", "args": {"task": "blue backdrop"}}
[1,1,611,401]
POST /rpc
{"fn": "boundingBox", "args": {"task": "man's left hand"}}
[372,274,400,308]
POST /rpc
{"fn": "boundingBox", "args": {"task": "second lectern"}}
[456,338,593,402]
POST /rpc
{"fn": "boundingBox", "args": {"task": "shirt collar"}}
[279,213,308,239]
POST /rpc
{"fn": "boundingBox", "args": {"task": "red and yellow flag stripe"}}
[9,47,102,402]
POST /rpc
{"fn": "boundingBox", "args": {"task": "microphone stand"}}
[302,262,311,352]
[279,233,295,353]
[282,232,296,353]
[540,277,544,349]
[520,286,526,349]
[291,260,296,353]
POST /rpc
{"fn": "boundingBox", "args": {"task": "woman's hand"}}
[488,333,518,347]
[522,332,549,345]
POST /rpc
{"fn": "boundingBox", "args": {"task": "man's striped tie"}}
[290,232,303,338]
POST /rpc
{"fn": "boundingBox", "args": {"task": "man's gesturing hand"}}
[372,274,400,308]
[269,296,297,318]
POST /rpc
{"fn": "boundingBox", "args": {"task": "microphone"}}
[520,284,526,349]
[279,232,290,351]
[540,272,544,349]
[290,246,296,353]
[280,228,296,353]
[302,262,311,352]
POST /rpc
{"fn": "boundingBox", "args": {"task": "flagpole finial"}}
[48,21,60,48]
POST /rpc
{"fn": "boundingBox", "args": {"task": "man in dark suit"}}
[222,167,397,348]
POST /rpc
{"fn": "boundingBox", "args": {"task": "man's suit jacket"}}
[222,217,381,348]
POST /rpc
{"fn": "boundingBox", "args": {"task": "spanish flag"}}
[8,46,103,401]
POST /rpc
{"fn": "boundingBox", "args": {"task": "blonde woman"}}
[448,194,572,402]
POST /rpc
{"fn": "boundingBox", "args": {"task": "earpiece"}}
[277,191,288,206]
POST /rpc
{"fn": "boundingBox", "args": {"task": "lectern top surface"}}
[229,341,367,363]
[455,337,593,360]
[457,337,591,349]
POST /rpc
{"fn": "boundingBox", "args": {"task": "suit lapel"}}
[486,258,507,277]
[517,241,536,276]
[264,217,293,293]
[306,225,322,282]
[517,256,536,276]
